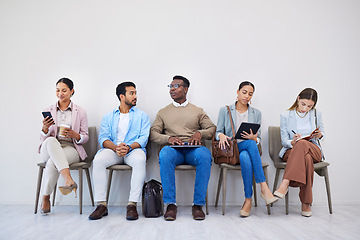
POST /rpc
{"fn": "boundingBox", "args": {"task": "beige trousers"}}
[40,137,80,195]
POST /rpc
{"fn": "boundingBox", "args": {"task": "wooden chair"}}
[214,143,271,215]
[268,126,332,214]
[34,126,97,214]
[175,164,209,215]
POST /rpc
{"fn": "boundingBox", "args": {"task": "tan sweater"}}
[150,103,216,145]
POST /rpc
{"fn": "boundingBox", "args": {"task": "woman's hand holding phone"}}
[42,117,54,134]
[41,112,54,134]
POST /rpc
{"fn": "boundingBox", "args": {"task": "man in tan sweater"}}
[150,75,216,221]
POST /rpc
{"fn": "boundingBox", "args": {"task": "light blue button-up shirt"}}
[98,106,150,153]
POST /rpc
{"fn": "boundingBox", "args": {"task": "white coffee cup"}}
[59,124,70,138]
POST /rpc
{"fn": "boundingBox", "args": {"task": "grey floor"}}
[1,204,360,240]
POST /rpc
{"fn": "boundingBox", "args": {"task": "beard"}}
[125,99,136,107]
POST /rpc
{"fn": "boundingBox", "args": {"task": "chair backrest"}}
[146,140,152,159]
[83,126,98,163]
[258,142,263,156]
[268,126,283,164]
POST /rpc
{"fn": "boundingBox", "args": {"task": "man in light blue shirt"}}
[89,82,150,221]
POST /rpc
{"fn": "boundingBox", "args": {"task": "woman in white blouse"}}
[39,78,88,214]
[274,88,324,217]
[215,81,277,217]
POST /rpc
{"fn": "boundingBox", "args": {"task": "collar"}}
[57,101,72,111]
[172,99,189,107]
[116,106,135,114]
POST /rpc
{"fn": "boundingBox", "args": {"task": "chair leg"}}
[222,168,228,215]
[106,170,114,205]
[271,168,281,207]
[205,190,209,215]
[253,175,257,207]
[285,191,289,215]
[263,166,271,215]
[215,168,223,208]
[323,167,333,214]
[52,183,57,206]
[85,168,95,206]
[34,166,44,214]
[79,169,83,214]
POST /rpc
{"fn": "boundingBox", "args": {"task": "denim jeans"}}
[238,140,266,198]
[159,146,212,206]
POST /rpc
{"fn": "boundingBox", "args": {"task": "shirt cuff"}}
[288,140,293,148]
[41,130,50,137]
[75,134,84,144]
[216,132,222,140]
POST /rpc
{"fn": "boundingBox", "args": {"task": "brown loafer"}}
[126,205,139,220]
[40,195,51,214]
[164,204,177,221]
[192,205,205,220]
[89,204,108,220]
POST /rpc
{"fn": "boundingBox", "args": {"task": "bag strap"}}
[226,106,236,139]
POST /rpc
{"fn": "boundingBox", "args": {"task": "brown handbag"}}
[212,106,240,165]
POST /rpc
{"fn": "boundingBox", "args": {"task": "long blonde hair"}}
[289,88,318,110]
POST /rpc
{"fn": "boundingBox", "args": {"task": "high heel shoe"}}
[274,189,288,199]
[240,202,250,217]
[40,195,51,214]
[261,193,278,206]
[301,211,312,217]
[59,182,78,198]
[301,204,312,217]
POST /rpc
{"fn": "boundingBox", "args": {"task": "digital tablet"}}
[235,122,260,140]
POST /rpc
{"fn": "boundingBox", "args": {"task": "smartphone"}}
[42,111,53,119]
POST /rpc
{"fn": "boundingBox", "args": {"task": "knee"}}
[131,150,146,166]
[248,139,257,147]
[92,149,108,166]
[239,151,251,165]
[43,137,60,146]
[159,146,175,165]
[294,140,307,150]
[195,147,212,165]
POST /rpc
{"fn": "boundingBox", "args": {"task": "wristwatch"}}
[127,145,133,153]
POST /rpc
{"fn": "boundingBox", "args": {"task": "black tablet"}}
[235,122,260,140]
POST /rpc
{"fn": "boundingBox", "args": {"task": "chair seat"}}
[37,161,91,169]
[107,164,132,171]
[219,162,269,170]
[175,165,196,170]
[273,161,329,170]
[69,162,91,168]
[37,162,46,168]
[314,161,330,169]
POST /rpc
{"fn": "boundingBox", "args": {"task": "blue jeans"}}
[238,140,266,198]
[159,146,212,206]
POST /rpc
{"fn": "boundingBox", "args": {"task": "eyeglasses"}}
[167,84,186,89]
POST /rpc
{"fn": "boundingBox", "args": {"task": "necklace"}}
[296,110,308,118]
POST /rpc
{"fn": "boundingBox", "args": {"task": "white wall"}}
[1,0,359,206]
